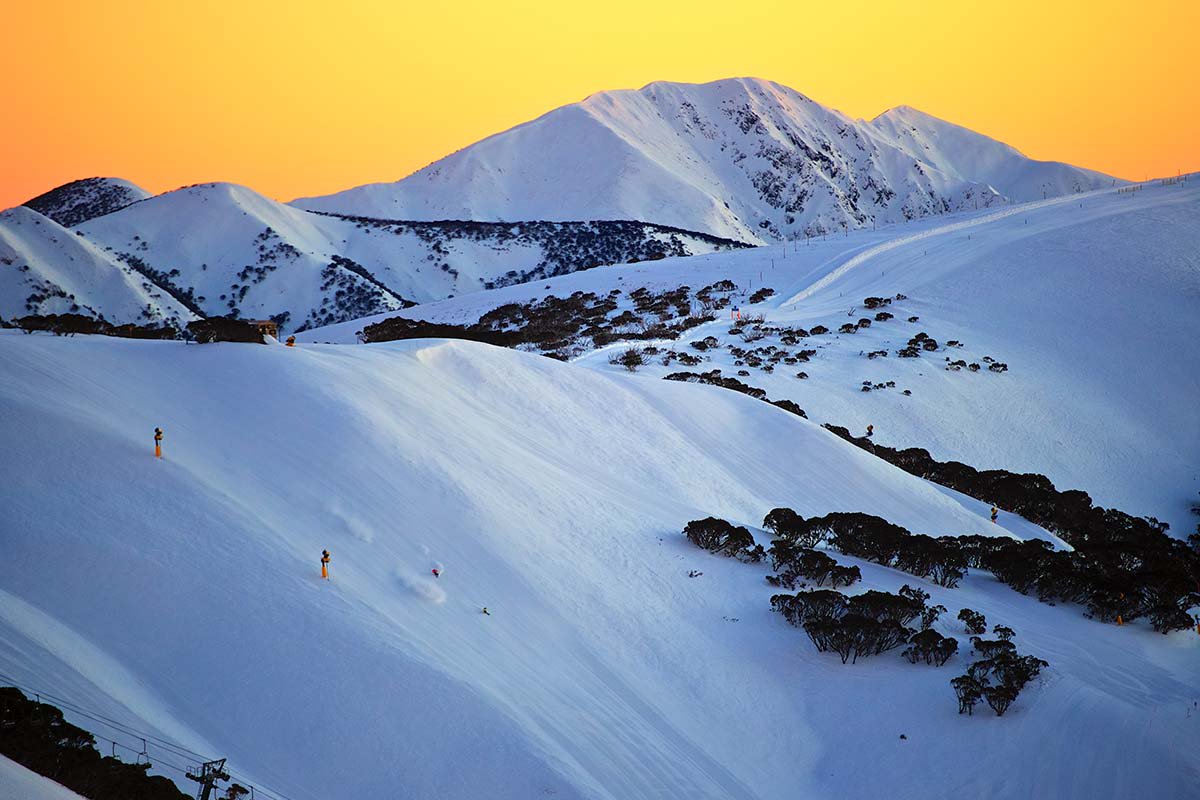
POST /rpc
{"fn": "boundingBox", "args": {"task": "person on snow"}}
[990,506,999,524]
[431,568,441,579]
[321,549,331,580]
[481,607,491,616]
[153,427,163,458]
[866,424,874,438]
[286,335,296,347]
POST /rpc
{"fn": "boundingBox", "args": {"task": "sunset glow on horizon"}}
[2,0,1196,210]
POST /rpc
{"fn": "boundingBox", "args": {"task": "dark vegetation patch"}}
[821,427,1200,632]
[309,212,751,289]
[0,687,188,799]
[663,370,806,419]
[15,314,177,339]
[361,287,716,358]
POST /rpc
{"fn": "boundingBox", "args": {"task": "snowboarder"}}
[320,549,331,580]
[866,424,874,438]
[286,335,296,347]
[431,568,441,579]
[153,427,163,458]
[481,607,490,616]
[990,506,998,524]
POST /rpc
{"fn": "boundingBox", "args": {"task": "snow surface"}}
[0,755,87,800]
[1,323,1198,799]
[307,178,1200,535]
[294,77,1116,243]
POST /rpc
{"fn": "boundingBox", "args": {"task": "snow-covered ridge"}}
[23,177,151,227]
[294,77,1117,243]
[0,206,195,327]
[3,182,742,332]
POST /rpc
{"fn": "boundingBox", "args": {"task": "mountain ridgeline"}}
[4,77,1117,331]
[295,78,1116,243]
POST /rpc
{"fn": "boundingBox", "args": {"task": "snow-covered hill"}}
[294,78,1116,243]
[23,177,151,227]
[66,182,741,332]
[306,178,1200,535]
[0,206,196,327]
[1,330,1196,800]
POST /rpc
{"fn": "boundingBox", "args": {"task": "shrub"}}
[683,518,764,563]
[903,629,958,666]
[958,608,987,635]
[611,348,644,371]
[766,544,860,589]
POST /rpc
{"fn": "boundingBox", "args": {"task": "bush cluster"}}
[16,314,178,339]
[762,509,967,587]
[771,586,928,664]
[683,518,764,563]
[822,426,1200,632]
[951,633,1047,716]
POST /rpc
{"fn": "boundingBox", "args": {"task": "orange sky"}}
[2,0,1196,210]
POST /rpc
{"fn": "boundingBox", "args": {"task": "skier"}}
[990,506,998,524]
[866,424,874,438]
[481,607,491,616]
[431,568,441,579]
[285,335,296,347]
[153,427,163,458]
[320,549,331,580]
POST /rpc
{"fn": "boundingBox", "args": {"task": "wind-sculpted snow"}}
[296,77,1115,243]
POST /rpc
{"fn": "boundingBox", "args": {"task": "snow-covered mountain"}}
[0,206,195,327]
[68,182,742,332]
[23,177,151,227]
[294,77,1117,243]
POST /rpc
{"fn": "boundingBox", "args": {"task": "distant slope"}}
[870,106,1113,201]
[23,178,151,227]
[310,179,1200,533]
[1,331,1196,800]
[72,182,741,331]
[294,77,1115,243]
[0,206,195,327]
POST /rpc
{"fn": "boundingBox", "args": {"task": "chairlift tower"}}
[187,758,230,800]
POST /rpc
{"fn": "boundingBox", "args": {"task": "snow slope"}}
[0,756,87,800]
[871,106,1111,203]
[22,177,152,227]
[0,206,196,327]
[69,182,739,332]
[295,77,1116,243]
[1,330,1197,800]
[307,178,1200,534]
